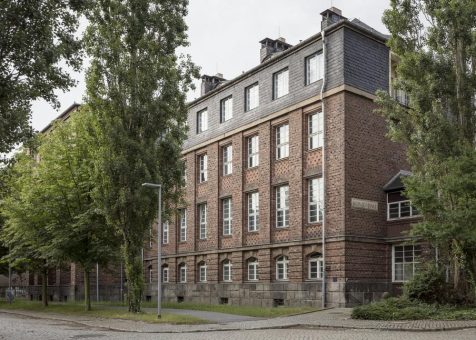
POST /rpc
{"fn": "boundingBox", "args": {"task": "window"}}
[247,135,259,168]
[393,244,421,282]
[179,209,187,242]
[223,260,232,282]
[387,191,420,220]
[148,265,153,283]
[276,185,289,228]
[247,192,259,232]
[276,256,289,281]
[162,265,169,283]
[198,203,207,239]
[183,162,187,186]
[222,198,232,236]
[222,145,233,175]
[179,263,187,283]
[305,52,324,85]
[162,221,169,244]
[247,259,258,281]
[308,112,323,149]
[273,68,289,99]
[308,178,324,223]
[149,227,153,248]
[198,262,207,282]
[197,109,208,133]
[198,154,208,183]
[245,83,259,111]
[276,124,289,159]
[308,254,324,279]
[220,96,233,122]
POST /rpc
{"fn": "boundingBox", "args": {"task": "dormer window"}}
[387,190,419,220]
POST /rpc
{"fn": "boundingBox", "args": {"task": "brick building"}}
[142,7,423,308]
[22,7,423,307]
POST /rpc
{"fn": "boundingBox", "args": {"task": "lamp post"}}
[142,182,162,318]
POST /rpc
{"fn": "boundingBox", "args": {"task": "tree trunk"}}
[124,242,144,313]
[84,268,91,311]
[41,268,48,307]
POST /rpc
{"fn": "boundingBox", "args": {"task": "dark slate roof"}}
[40,103,81,133]
[383,170,412,192]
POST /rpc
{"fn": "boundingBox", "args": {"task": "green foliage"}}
[352,297,476,320]
[378,0,476,301]
[84,0,199,312]
[0,1,87,155]
[403,264,449,304]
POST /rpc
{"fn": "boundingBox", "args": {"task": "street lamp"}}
[142,182,162,318]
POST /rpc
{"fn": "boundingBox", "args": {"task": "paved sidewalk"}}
[1,308,476,333]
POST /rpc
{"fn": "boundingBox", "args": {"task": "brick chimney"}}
[259,37,293,63]
[201,73,226,96]
[320,7,346,30]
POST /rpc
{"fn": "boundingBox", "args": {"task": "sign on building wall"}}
[351,198,378,211]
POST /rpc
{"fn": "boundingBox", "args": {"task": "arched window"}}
[162,265,169,283]
[247,258,259,281]
[223,259,232,282]
[276,255,289,281]
[308,253,323,280]
[178,263,187,283]
[198,261,207,282]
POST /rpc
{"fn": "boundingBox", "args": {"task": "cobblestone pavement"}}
[1,313,476,340]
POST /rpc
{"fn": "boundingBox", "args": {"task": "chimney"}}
[201,73,226,96]
[320,7,346,30]
[259,37,293,63]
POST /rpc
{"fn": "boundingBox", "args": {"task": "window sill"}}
[198,238,208,241]
[387,215,421,222]
[247,229,260,233]
[306,146,323,152]
[275,226,290,229]
[247,165,259,170]
[198,181,208,185]
[222,174,233,178]
[222,234,233,238]
[275,156,289,162]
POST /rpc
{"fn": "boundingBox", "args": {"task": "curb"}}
[1,309,476,334]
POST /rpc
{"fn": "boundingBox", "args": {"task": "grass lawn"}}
[157,301,318,318]
[0,300,206,324]
[352,297,476,321]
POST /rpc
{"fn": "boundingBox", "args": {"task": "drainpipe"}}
[320,30,327,309]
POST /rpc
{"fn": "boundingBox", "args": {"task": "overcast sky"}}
[30,0,390,132]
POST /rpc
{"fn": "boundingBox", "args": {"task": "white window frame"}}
[198,263,207,282]
[222,198,232,236]
[162,221,169,244]
[276,256,289,281]
[276,185,289,228]
[197,109,208,133]
[162,266,169,283]
[387,200,420,220]
[148,265,153,283]
[308,112,323,150]
[247,191,259,232]
[247,135,259,168]
[198,154,208,183]
[392,244,421,282]
[308,255,324,280]
[273,68,289,99]
[179,209,187,242]
[223,145,233,175]
[305,52,324,85]
[245,83,259,111]
[179,264,187,283]
[308,178,324,223]
[220,96,233,122]
[199,203,207,239]
[223,260,232,282]
[247,260,258,281]
[276,124,289,160]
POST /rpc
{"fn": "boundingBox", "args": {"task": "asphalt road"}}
[1,312,476,340]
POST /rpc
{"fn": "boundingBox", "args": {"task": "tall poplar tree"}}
[377,0,476,301]
[85,0,198,312]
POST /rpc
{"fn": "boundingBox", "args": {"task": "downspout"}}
[320,30,327,309]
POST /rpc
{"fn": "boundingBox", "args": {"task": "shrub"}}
[403,264,449,304]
